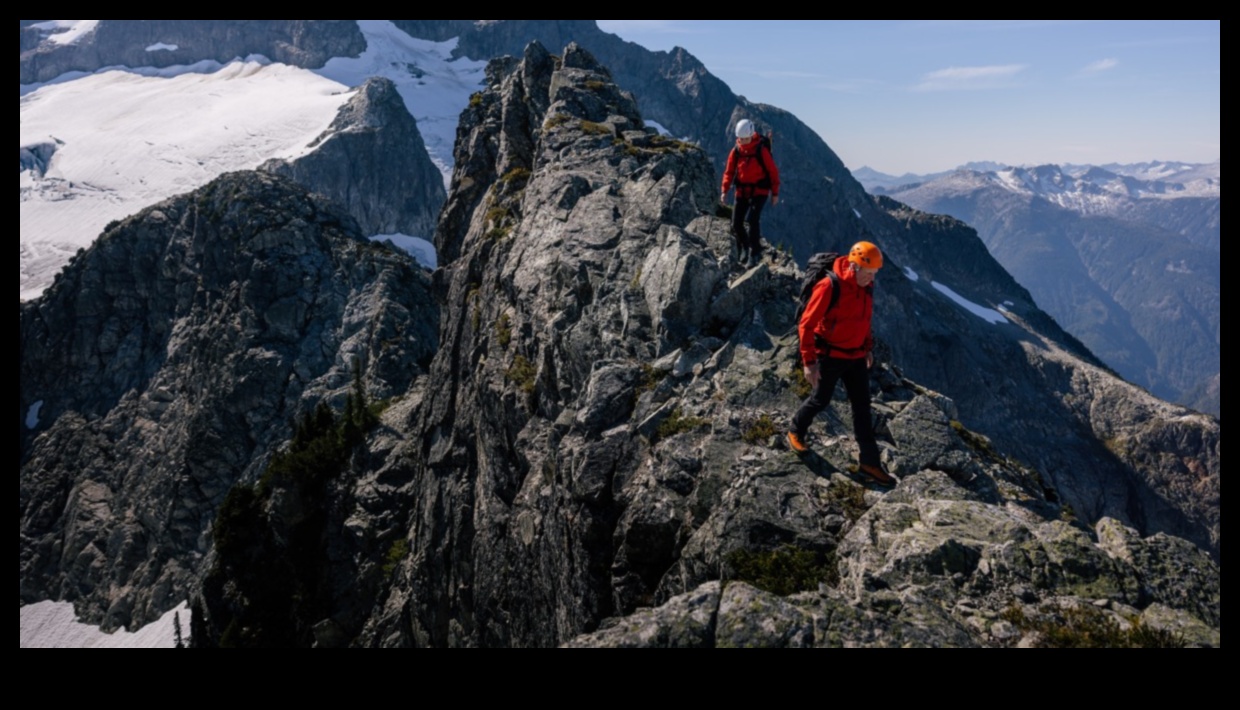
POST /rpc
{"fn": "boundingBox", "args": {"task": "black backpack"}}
[793,252,841,327]
[793,252,873,360]
[730,133,774,191]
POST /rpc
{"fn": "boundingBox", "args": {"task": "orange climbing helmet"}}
[848,241,883,270]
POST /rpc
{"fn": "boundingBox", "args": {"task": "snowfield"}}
[20,600,189,649]
[20,60,355,300]
[20,20,484,300]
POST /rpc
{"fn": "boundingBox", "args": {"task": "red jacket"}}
[721,134,780,198]
[799,256,873,365]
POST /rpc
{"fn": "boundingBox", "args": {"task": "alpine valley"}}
[20,21,1219,648]
[861,163,1220,418]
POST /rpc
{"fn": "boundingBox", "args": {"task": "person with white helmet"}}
[721,118,780,267]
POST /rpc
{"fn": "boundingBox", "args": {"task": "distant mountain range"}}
[862,163,1220,416]
[856,161,1220,199]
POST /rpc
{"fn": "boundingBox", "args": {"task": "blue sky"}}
[597,20,1220,175]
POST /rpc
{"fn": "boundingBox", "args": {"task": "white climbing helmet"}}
[735,119,755,139]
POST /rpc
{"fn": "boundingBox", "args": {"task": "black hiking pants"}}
[791,355,881,468]
[731,194,767,253]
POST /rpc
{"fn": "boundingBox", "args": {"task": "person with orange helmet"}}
[786,241,895,486]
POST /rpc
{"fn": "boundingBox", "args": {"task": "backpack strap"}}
[746,139,771,185]
[793,269,840,327]
[754,141,771,187]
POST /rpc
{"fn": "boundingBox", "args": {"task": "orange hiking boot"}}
[786,431,810,454]
[858,463,895,487]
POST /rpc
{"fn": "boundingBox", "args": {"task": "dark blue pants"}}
[791,356,880,468]
[731,194,767,253]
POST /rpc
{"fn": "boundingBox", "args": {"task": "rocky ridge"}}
[567,489,1220,647]
[376,22,1221,560]
[20,171,438,630]
[342,43,1215,647]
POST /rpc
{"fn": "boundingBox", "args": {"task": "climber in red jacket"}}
[786,241,895,486]
[721,118,779,267]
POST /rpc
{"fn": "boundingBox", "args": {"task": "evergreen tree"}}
[174,611,185,648]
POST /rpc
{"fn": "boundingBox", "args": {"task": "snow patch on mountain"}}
[19,61,355,300]
[19,54,278,97]
[19,20,485,300]
[370,233,438,269]
[31,20,98,46]
[863,161,1220,202]
[931,281,1008,325]
[995,168,1030,194]
[644,119,671,136]
[1091,160,1219,183]
[317,20,486,188]
[26,400,43,429]
[20,600,187,648]
[924,164,1220,219]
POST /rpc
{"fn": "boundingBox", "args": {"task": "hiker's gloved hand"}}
[771,195,778,206]
[720,191,727,203]
[866,352,874,369]
[804,362,820,389]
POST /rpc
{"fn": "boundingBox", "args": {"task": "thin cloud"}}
[739,69,833,80]
[596,20,697,34]
[1058,144,1103,157]
[1079,58,1119,74]
[1106,35,1216,49]
[913,20,1079,32]
[815,77,884,93]
[914,64,1027,91]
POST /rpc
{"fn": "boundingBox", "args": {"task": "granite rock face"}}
[262,77,446,242]
[390,20,870,264]
[568,472,1219,648]
[366,41,741,647]
[351,43,1219,647]
[20,171,437,630]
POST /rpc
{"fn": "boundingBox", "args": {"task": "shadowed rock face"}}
[20,171,437,631]
[21,25,44,52]
[20,20,365,85]
[262,76,447,241]
[368,41,743,647]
